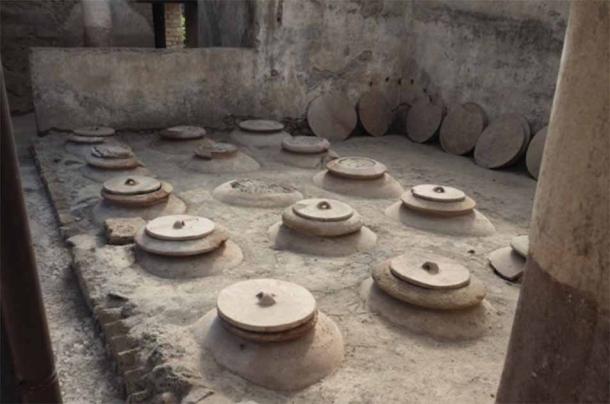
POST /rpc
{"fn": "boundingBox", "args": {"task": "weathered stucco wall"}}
[1,0,153,114]
[406,0,569,131]
[30,0,568,133]
[31,48,256,131]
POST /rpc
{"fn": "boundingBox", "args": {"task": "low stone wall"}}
[30,48,257,132]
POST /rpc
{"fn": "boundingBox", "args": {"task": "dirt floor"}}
[27,119,537,403]
[14,114,123,403]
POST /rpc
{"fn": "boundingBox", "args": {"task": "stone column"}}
[82,0,112,46]
[496,1,609,402]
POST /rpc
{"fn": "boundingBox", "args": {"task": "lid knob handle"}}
[421,261,440,274]
[433,186,445,193]
[256,291,276,307]
[173,220,185,229]
[124,178,137,186]
[317,201,331,210]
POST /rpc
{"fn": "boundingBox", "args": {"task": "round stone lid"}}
[161,125,206,139]
[307,93,357,141]
[326,156,387,179]
[411,184,466,203]
[357,89,393,137]
[216,279,317,333]
[292,198,353,222]
[145,215,215,241]
[474,115,527,168]
[73,126,115,137]
[282,136,330,154]
[389,253,471,290]
[195,142,238,159]
[67,134,105,144]
[510,235,529,258]
[526,126,548,179]
[238,119,284,133]
[406,99,444,143]
[90,144,134,159]
[103,175,162,196]
[439,102,487,155]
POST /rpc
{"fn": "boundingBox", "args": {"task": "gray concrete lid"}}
[292,198,354,222]
[389,253,471,290]
[526,126,548,179]
[307,93,357,141]
[216,278,317,333]
[238,119,284,133]
[90,144,134,159]
[439,102,487,155]
[103,175,161,195]
[326,156,387,179]
[145,215,215,241]
[101,181,172,207]
[282,136,330,154]
[401,191,475,217]
[161,125,206,140]
[135,224,229,257]
[510,235,529,258]
[195,141,238,159]
[488,246,525,282]
[357,89,393,137]
[73,126,115,137]
[411,184,466,203]
[474,115,527,168]
[67,134,105,144]
[406,99,444,143]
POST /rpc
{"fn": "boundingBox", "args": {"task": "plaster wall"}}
[29,0,568,133]
[1,0,153,114]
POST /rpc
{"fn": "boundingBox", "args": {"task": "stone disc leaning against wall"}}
[526,126,548,179]
[439,102,487,155]
[406,99,445,143]
[307,93,358,141]
[357,89,393,137]
[474,114,528,169]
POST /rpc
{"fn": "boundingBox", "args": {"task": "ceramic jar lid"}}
[526,126,548,179]
[216,279,317,333]
[103,175,161,195]
[73,126,115,137]
[474,114,529,168]
[401,184,476,217]
[91,144,134,159]
[161,125,206,140]
[282,136,330,154]
[406,99,444,143]
[67,134,105,144]
[292,198,353,222]
[510,235,529,258]
[326,157,387,180]
[145,215,215,241]
[307,93,357,141]
[439,102,487,155]
[102,181,172,207]
[389,253,471,290]
[238,119,284,133]
[195,141,238,159]
[411,184,466,202]
[357,89,393,137]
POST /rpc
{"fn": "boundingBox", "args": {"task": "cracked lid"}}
[90,144,134,159]
[389,253,471,290]
[326,156,387,179]
[217,279,317,333]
